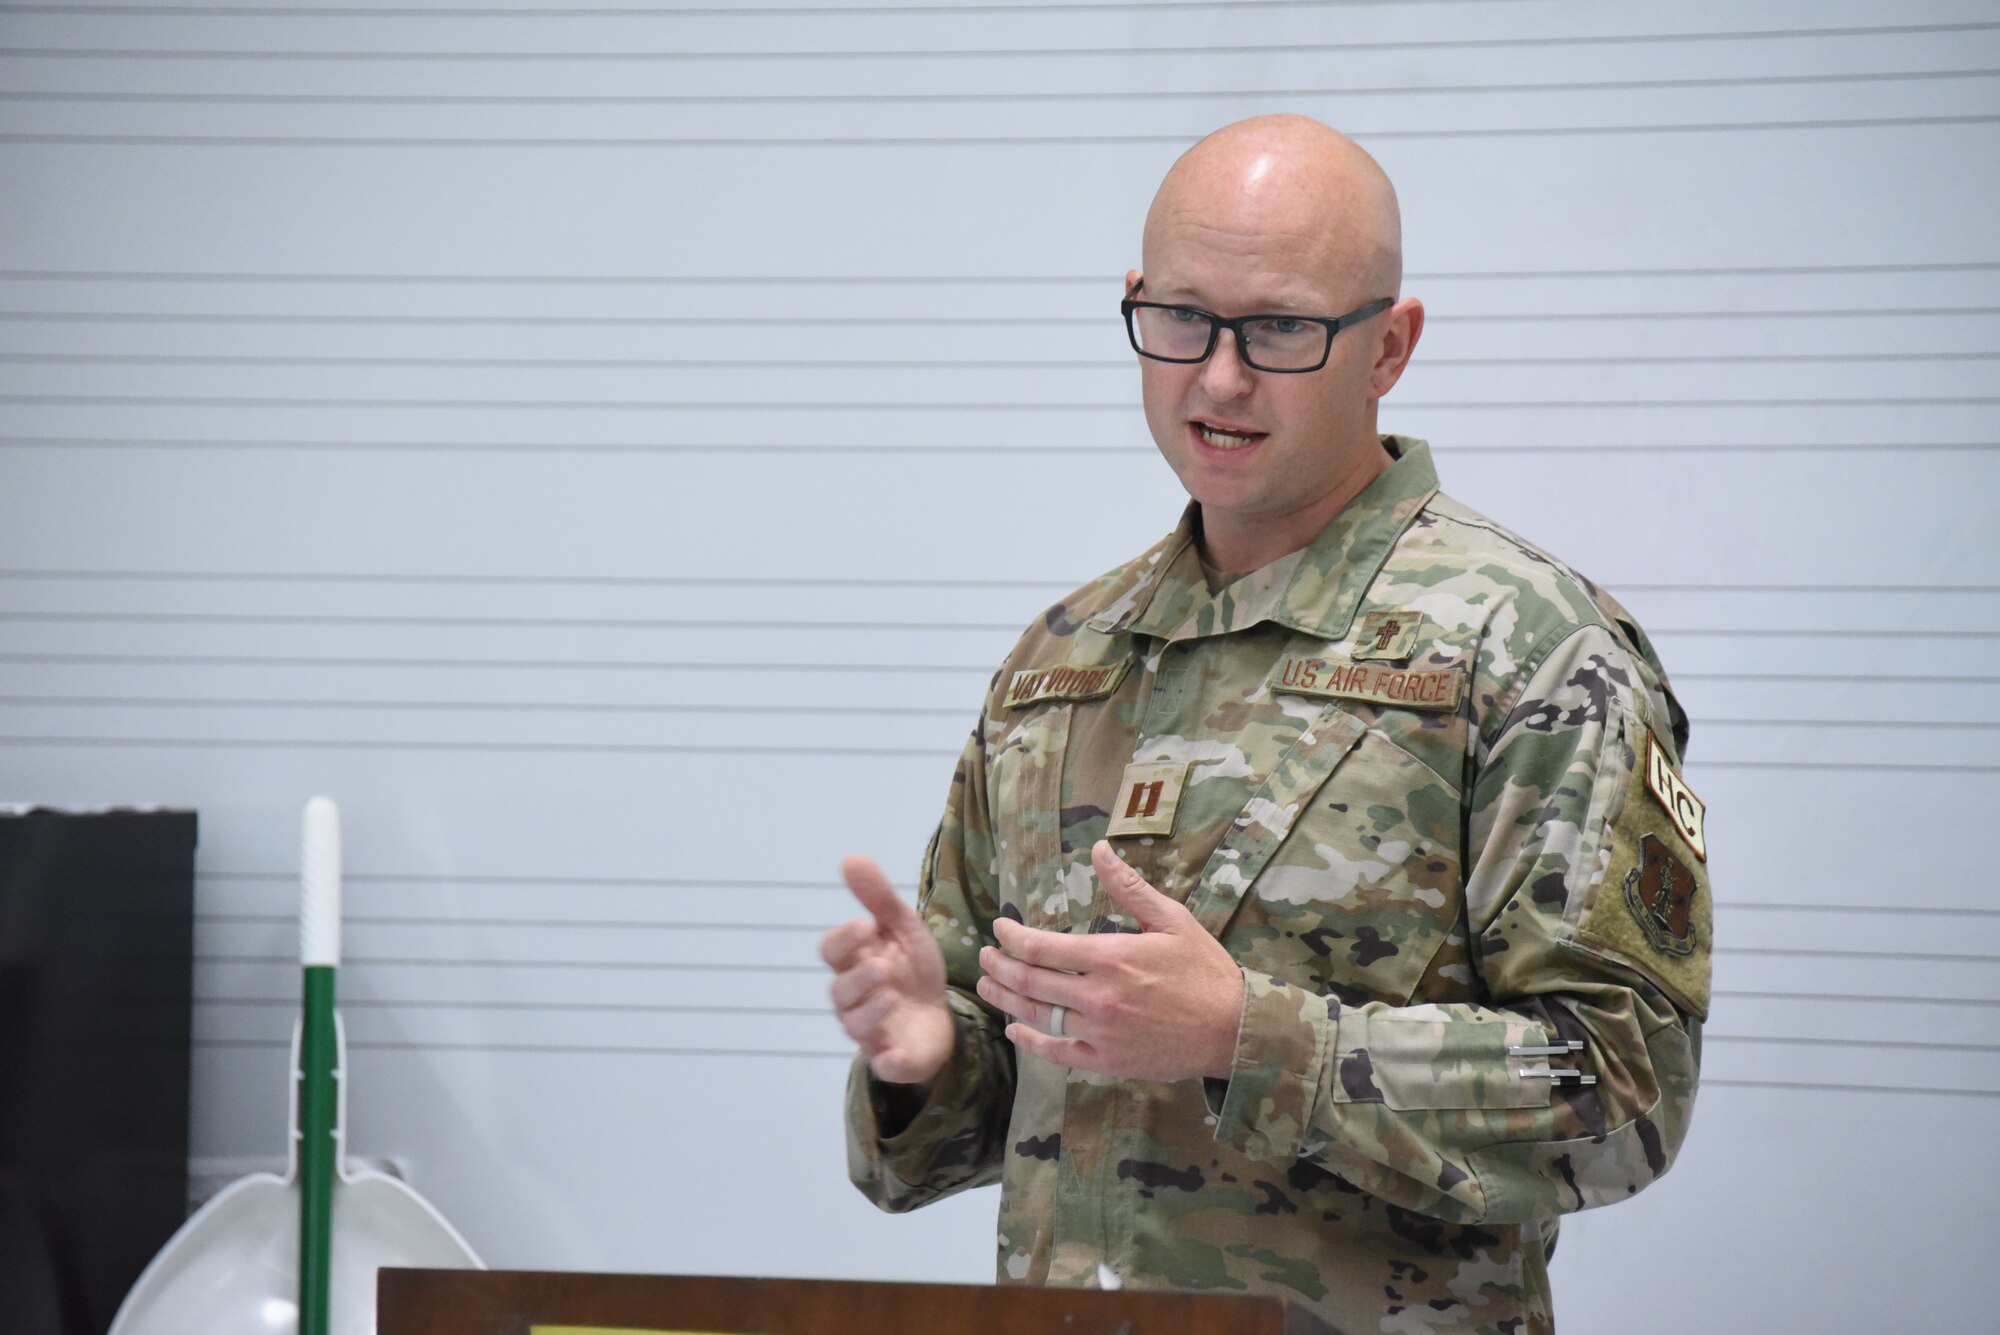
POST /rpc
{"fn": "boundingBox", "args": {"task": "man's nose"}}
[1198,327,1255,398]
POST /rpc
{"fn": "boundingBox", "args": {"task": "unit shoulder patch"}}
[1624,834,1699,957]
[1269,654,1463,712]
[1003,659,1131,710]
[1576,725,1713,1019]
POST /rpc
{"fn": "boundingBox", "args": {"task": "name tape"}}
[1003,660,1131,710]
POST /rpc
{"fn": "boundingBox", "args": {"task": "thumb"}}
[841,854,924,941]
[1091,840,1186,933]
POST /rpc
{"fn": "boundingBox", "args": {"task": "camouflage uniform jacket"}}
[846,438,1709,1335]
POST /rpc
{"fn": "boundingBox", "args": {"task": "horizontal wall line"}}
[185,1045,2000,1087]
[0,733,959,756]
[177,873,2000,922]
[4,570,1995,594]
[1,312,1111,326]
[1713,946,2000,963]
[1694,761,2000,775]
[0,1,1542,16]
[204,870,834,889]
[4,734,1994,773]
[187,1003,2000,1053]
[190,924,2000,964]
[0,694,973,718]
[198,1037,851,1058]
[2,310,1998,330]
[197,996,830,1016]
[1622,582,2000,594]
[185,886,2000,922]
[0,651,991,670]
[4,21,1992,60]
[199,952,826,972]
[4,350,1995,369]
[196,988,2000,1012]
[1700,1079,2000,1099]
[191,872,1987,917]
[3,67,1995,107]
[6,697,1991,732]
[6,652,1993,684]
[3,437,1995,457]
[6,393,1994,409]
[192,904,2000,927]
[0,609,1025,631]
[3,610,1993,638]
[9,115,1999,146]
[1724,902,2000,917]
[0,567,1073,589]
[7,263,2000,282]
[202,912,836,931]
[1661,629,2000,639]
[1701,718,2000,729]
[1717,990,2000,1007]
[1707,1034,2000,1054]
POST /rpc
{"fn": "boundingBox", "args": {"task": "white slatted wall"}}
[2,1,1995,1328]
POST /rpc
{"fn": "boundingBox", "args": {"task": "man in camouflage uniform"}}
[821,115,1708,1335]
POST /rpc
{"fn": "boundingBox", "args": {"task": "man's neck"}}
[1197,437,1395,573]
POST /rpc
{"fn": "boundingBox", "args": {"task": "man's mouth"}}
[1194,421,1265,451]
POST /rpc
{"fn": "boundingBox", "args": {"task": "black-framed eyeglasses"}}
[1120,279,1393,373]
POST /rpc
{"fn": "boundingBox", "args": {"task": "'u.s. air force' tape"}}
[1268,654,1463,711]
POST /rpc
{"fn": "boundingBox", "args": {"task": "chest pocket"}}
[985,702,1079,932]
[1227,722,1467,1007]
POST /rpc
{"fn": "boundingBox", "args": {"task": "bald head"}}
[1143,115,1402,301]
[1126,115,1425,574]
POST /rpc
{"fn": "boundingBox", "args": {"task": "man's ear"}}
[1369,297,1425,398]
[1124,268,1144,299]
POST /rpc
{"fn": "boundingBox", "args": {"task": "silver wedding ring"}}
[1049,1004,1067,1038]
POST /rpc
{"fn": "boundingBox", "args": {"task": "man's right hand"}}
[820,854,955,1090]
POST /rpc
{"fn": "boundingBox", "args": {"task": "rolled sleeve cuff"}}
[846,989,997,1185]
[1211,969,1335,1163]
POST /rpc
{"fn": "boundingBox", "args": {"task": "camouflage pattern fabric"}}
[846,438,1709,1335]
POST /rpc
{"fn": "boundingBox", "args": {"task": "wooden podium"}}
[378,1268,1340,1335]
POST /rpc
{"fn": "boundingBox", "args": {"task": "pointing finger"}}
[841,854,922,939]
[1091,840,1185,933]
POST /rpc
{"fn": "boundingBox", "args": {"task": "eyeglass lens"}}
[1130,306,1329,370]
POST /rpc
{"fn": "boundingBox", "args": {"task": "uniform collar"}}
[1088,435,1440,642]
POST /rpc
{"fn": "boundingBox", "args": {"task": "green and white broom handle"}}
[298,797,341,1335]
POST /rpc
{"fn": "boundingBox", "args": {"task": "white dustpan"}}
[110,798,480,1335]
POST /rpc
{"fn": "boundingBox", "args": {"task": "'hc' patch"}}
[1645,734,1707,862]
[1105,760,1190,838]
[1269,655,1463,712]
[1350,609,1423,662]
[1003,660,1130,710]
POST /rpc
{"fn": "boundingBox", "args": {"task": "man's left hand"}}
[976,839,1245,1082]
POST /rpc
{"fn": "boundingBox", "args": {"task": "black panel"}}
[0,809,197,1335]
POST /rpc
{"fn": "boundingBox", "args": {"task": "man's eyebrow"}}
[1150,286,1318,314]
[1147,282,1214,306]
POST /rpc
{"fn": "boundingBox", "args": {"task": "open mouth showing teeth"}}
[1196,422,1263,450]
